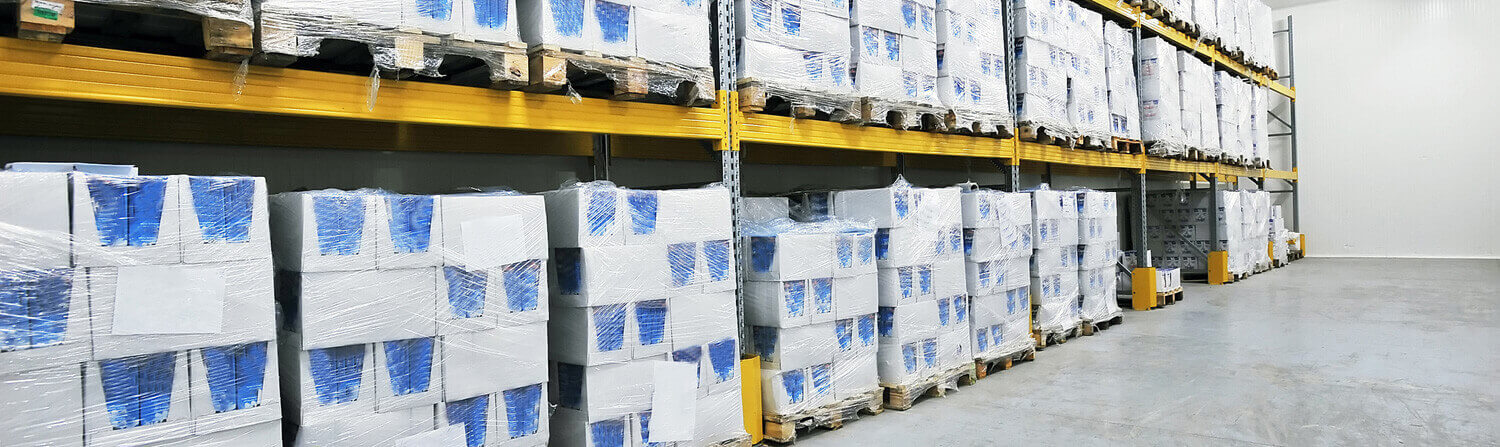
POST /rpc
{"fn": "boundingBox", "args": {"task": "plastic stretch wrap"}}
[969,287,1030,359]
[268,188,550,447]
[742,197,792,224]
[1145,189,1269,276]
[743,218,877,330]
[1216,0,1239,53]
[849,0,943,124]
[1214,70,1251,162]
[0,166,282,446]
[85,0,253,24]
[1248,0,1272,67]
[1012,37,1072,136]
[1102,21,1141,140]
[960,184,1031,359]
[935,0,1013,129]
[735,0,857,114]
[1027,185,1080,332]
[1251,85,1270,165]
[1193,0,1219,41]
[257,0,525,74]
[543,181,745,446]
[1064,6,1109,144]
[1180,52,1221,155]
[1138,37,1186,156]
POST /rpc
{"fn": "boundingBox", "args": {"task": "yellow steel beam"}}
[1016,141,1140,170]
[0,37,727,141]
[736,112,1013,158]
[1262,169,1298,180]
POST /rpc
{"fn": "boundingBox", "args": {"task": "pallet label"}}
[31,0,64,20]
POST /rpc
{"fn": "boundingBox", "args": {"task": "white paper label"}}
[393,425,466,447]
[32,0,64,15]
[113,266,226,335]
[648,361,698,442]
[459,215,523,270]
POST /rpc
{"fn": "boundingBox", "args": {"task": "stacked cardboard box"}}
[1193,0,1219,42]
[273,190,551,446]
[832,180,968,389]
[257,0,520,70]
[851,0,943,124]
[736,0,855,110]
[1030,187,1080,333]
[1214,70,1253,163]
[959,188,1033,361]
[745,218,879,416]
[1270,205,1288,264]
[1250,85,1271,166]
[0,165,280,447]
[936,0,1012,131]
[544,182,745,447]
[1178,51,1219,156]
[1138,36,1186,156]
[1103,21,1141,141]
[1011,0,1072,137]
[1075,190,1121,324]
[1065,5,1111,145]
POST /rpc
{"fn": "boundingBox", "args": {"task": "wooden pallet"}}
[1110,137,1144,154]
[862,98,946,131]
[1139,0,1164,17]
[1076,135,1109,150]
[763,389,883,444]
[1155,287,1184,308]
[944,112,1015,138]
[737,78,862,123]
[1033,323,1083,350]
[527,44,714,105]
[881,363,976,411]
[1081,314,1124,336]
[973,346,1036,380]
[1018,122,1065,146]
[13,0,253,61]
[707,434,754,447]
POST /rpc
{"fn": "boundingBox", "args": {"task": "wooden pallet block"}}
[1081,314,1124,336]
[16,0,254,61]
[527,45,648,100]
[1018,122,1061,146]
[439,39,529,90]
[1033,322,1083,350]
[1155,287,1184,307]
[763,389,883,444]
[1110,137,1144,154]
[973,346,1037,380]
[737,79,861,123]
[881,364,975,411]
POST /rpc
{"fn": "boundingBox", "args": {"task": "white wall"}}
[1274,0,1500,258]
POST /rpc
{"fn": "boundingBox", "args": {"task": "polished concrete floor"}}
[795,258,1500,446]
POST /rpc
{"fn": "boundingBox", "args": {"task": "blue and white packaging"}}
[88,259,276,359]
[280,335,378,421]
[439,260,549,334]
[189,342,281,434]
[72,174,184,267]
[0,268,90,375]
[180,176,271,264]
[668,291,737,347]
[549,245,668,307]
[270,191,380,273]
[1030,245,1078,277]
[876,264,934,306]
[84,351,194,446]
[438,383,550,447]
[291,404,436,446]
[442,322,548,402]
[630,300,674,359]
[370,194,443,270]
[518,0,635,57]
[751,323,837,371]
[876,300,939,344]
[550,304,637,365]
[746,278,836,327]
[672,336,740,397]
[0,364,84,447]
[746,232,835,281]
[874,226,940,268]
[834,186,917,229]
[401,0,462,35]
[551,359,658,420]
[833,229,877,277]
[875,337,937,385]
[374,337,443,412]
[459,0,522,43]
[635,7,710,68]
[760,362,834,415]
[442,194,548,271]
[543,184,626,248]
[281,268,440,350]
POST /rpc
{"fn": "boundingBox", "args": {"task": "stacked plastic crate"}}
[745,218,880,420]
[1145,189,1245,276]
[936,0,1013,133]
[960,188,1034,364]
[850,0,943,125]
[1102,21,1141,142]
[0,165,280,446]
[1138,36,1186,156]
[273,190,550,446]
[1064,4,1110,147]
[1011,0,1073,140]
[1075,190,1121,325]
[1030,186,1080,337]
[735,0,856,112]
[543,182,745,447]
[834,180,968,402]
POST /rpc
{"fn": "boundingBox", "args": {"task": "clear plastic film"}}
[1193,0,1219,42]
[736,0,859,115]
[1138,37,1187,156]
[85,0,253,24]
[1103,21,1141,141]
[961,185,1032,360]
[269,188,551,447]
[0,165,281,446]
[850,0,945,126]
[256,0,524,75]
[541,181,746,447]
[1026,184,1080,332]
[935,0,1013,131]
[1064,6,1110,145]
[1214,70,1253,162]
[1248,0,1273,68]
[1145,188,1272,276]
[968,287,1030,359]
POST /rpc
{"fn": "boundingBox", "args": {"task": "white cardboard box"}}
[550,359,658,420]
[834,187,916,228]
[189,342,282,434]
[72,174,184,267]
[745,279,835,328]
[84,351,194,446]
[89,259,276,359]
[0,364,84,447]
[442,322,549,402]
[751,323,836,371]
[0,268,91,375]
[549,245,668,307]
[745,232,835,281]
[543,185,625,248]
[833,273,878,319]
[291,404,435,446]
[280,335,378,424]
[441,194,547,271]
[760,363,834,415]
[668,291,737,347]
[876,300,940,345]
[269,191,380,273]
[372,194,444,270]
[0,171,71,270]
[876,264,934,306]
[285,268,439,350]
[179,176,272,264]
[550,304,636,366]
[374,337,443,412]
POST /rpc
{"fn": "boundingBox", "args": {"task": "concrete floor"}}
[794,258,1500,446]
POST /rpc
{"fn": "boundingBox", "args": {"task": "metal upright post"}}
[894,154,907,181]
[1208,174,1219,251]
[1130,171,1157,310]
[1010,163,1022,192]
[712,0,750,352]
[1134,173,1149,262]
[1287,16,1299,232]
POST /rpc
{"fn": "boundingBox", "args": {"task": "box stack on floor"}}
[1145,189,1274,279]
[741,214,880,421]
[1074,190,1121,326]
[850,0,943,125]
[1245,191,1273,272]
[1102,21,1141,144]
[1137,36,1186,157]
[1011,0,1073,141]
[1065,5,1111,148]
[829,179,968,406]
[273,189,551,446]
[0,163,280,446]
[1030,186,1080,338]
[935,0,1012,133]
[736,0,855,112]
[958,187,1033,366]
[543,182,745,447]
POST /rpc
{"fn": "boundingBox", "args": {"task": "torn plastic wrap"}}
[542,181,746,447]
[935,0,1013,132]
[850,0,944,126]
[256,0,525,76]
[271,189,550,447]
[735,0,858,114]
[0,167,282,446]
[1138,36,1187,156]
[1103,20,1141,141]
[823,178,967,388]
